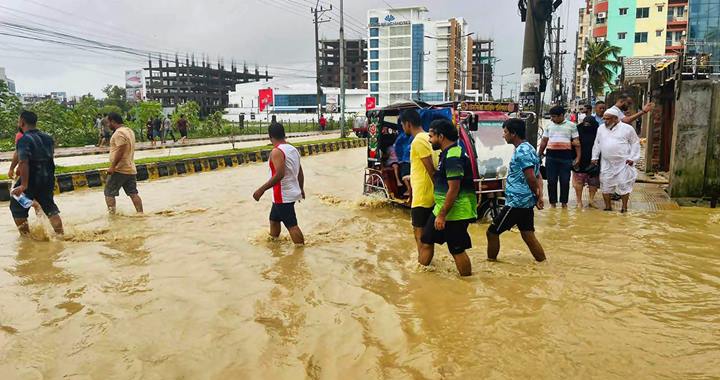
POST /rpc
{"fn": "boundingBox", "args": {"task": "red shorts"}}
[573,172,600,187]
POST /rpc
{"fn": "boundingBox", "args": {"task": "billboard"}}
[258,88,273,112]
[125,69,144,101]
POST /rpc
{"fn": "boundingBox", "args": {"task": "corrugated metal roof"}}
[623,56,676,82]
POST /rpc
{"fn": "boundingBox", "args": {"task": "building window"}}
[370,50,379,59]
[618,32,627,40]
[370,72,378,81]
[370,61,379,70]
[596,16,606,24]
[369,17,379,25]
[370,83,379,92]
[635,32,648,43]
[619,8,628,16]
[656,30,663,37]
[370,28,379,37]
[370,39,379,48]
[657,5,663,12]
[636,8,649,19]
[676,7,684,17]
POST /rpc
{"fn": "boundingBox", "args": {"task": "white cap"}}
[604,107,623,119]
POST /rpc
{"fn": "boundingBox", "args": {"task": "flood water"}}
[0,148,719,379]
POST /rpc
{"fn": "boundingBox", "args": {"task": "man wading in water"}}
[253,123,306,245]
[105,112,144,214]
[486,118,546,262]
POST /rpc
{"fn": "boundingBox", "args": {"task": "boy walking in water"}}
[105,112,144,214]
[253,123,306,245]
[486,118,546,262]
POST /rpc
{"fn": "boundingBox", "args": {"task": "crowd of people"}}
[94,113,190,148]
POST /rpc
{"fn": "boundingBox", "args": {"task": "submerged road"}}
[0,148,718,379]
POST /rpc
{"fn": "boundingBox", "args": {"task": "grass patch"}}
[0,137,360,181]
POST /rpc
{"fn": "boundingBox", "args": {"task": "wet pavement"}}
[0,148,718,379]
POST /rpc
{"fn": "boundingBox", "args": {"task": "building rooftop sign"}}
[369,14,411,27]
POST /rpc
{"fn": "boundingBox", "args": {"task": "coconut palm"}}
[581,41,623,99]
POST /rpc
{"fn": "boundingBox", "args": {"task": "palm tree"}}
[581,41,623,99]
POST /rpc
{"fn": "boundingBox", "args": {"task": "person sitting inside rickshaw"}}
[393,128,413,197]
[383,143,403,190]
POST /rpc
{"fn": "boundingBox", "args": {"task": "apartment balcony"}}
[593,26,608,38]
[668,0,688,5]
[665,45,684,55]
[667,17,688,30]
[594,1,608,14]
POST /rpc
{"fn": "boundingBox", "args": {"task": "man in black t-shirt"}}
[9,111,64,235]
[573,104,600,207]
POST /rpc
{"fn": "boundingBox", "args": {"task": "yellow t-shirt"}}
[410,132,435,208]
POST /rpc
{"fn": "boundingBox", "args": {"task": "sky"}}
[0,0,585,100]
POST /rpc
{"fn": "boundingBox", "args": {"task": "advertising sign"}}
[365,96,376,111]
[125,69,144,101]
[258,88,274,112]
[326,94,338,113]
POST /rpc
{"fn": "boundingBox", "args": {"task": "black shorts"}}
[420,215,472,255]
[179,129,188,138]
[411,207,433,228]
[488,206,535,235]
[270,202,298,228]
[399,162,410,178]
[9,180,60,219]
[104,173,139,197]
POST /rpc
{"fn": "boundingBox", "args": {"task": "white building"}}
[0,67,16,94]
[366,6,476,107]
[224,77,369,122]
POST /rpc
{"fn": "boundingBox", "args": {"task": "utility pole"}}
[311,1,332,123]
[519,0,554,148]
[339,0,346,138]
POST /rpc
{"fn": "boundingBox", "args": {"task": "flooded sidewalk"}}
[0,148,718,379]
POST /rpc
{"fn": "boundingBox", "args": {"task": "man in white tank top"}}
[253,122,305,244]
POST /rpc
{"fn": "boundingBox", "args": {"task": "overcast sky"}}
[0,0,584,99]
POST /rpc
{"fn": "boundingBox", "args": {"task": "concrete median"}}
[0,139,367,201]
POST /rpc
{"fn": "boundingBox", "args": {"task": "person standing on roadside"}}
[608,93,654,125]
[105,112,143,214]
[319,114,327,132]
[538,106,581,208]
[177,114,190,144]
[152,116,162,146]
[593,101,607,125]
[161,114,176,144]
[591,108,641,213]
[418,119,476,277]
[95,114,104,147]
[9,111,64,235]
[253,123,306,245]
[401,109,436,260]
[487,118,545,262]
[573,104,601,207]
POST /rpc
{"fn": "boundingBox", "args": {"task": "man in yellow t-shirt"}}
[401,109,437,259]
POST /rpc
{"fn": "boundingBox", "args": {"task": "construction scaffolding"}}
[145,55,272,117]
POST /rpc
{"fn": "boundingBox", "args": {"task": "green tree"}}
[173,101,200,127]
[30,100,95,146]
[128,100,163,133]
[581,41,623,99]
[101,84,129,113]
[73,95,100,131]
[0,79,22,140]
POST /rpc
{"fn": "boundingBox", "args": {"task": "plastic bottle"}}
[11,190,33,209]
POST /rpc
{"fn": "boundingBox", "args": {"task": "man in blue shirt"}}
[393,127,414,196]
[486,118,546,262]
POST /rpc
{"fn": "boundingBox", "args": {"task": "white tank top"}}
[270,143,302,204]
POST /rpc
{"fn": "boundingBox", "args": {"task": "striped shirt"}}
[542,120,578,159]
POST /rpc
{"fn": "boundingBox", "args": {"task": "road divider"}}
[0,139,367,201]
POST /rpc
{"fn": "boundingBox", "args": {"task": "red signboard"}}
[259,88,274,112]
[365,96,376,111]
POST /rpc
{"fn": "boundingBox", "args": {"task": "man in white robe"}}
[591,107,641,212]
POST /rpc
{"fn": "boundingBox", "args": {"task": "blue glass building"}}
[687,0,720,70]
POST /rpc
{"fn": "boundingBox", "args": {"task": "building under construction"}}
[319,39,367,89]
[471,39,494,99]
[145,56,272,116]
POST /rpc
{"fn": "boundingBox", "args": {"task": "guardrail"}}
[0,139,367,201]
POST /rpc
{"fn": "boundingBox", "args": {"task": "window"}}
[667,7,674,20]
[676,7,684,17]
[370,72,378,81]
[657,5,664,12]
[370,61,379,70]
[369,17,379,25]
[596,16,606,24]
[635,32,648,43]
[370,39,379,48]
[370,83,379,92]
[656,30,663,37]
[636,8,649,18]
[618,32,627,40]
[370,50,379,59]
[370,28,379,37]
[619,8,628,15]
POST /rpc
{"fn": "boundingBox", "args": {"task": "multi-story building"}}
[574,5,592,103]
[686,0,719,73]
[366,7,474,106]
[319,39,368,89]
[665,0,689,55]
[145,56,271,116]
[0,67,16,94]
[588,0,674,96]
[470,39,494,100]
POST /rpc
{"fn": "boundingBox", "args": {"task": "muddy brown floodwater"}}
[0,148,718,379]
